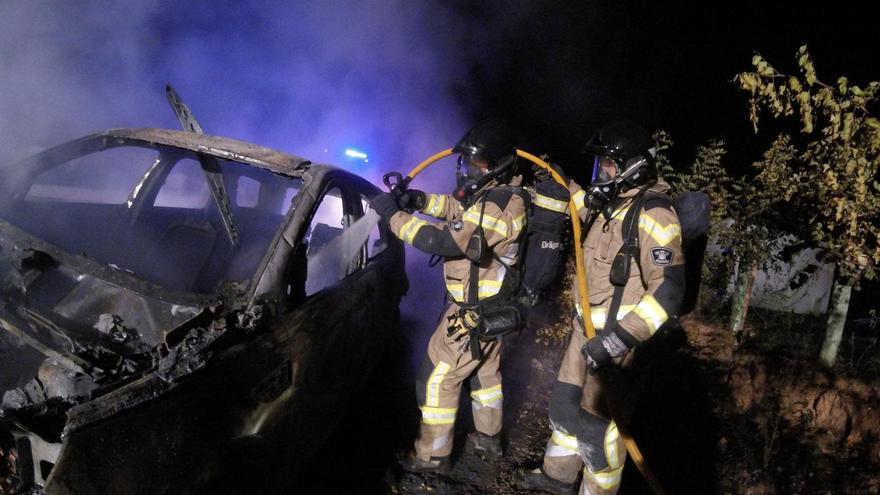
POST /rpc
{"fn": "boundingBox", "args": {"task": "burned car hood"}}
[0,221,210,376]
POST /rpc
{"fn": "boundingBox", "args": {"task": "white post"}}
[730,264,755,335]
[819,273,853,368]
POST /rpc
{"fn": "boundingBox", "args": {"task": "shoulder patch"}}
[650,247,674,266]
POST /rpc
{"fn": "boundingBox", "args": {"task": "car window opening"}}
[0,139,302,295]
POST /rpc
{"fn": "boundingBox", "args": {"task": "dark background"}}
[0,1,876,339]
[453,1,877,175]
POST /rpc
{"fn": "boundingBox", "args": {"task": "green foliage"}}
[655,132,756,320]
[653,129,675,179]
[724,135,801,270]
[735,45,880,282]
[672,139,734,226]
[655,132,768,279]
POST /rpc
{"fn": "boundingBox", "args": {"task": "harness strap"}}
[467,200,488,359]
[463,187,530,358]
[487,188,530,303]
[605,193,646,334]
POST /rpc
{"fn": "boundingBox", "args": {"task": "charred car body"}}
[0,126,407,494]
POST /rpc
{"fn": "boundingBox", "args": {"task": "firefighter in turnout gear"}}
[371,122,529,472]
[515,121,685,494]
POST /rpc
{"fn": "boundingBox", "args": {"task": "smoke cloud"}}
[0,2,474,167]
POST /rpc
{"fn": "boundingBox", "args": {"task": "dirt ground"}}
[298,309,880,494]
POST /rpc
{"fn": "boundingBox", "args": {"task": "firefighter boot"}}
[513,467,578,495]
[400,453,451,474]
[465,431,502,458]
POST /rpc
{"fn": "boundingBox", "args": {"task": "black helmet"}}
[453,120,516,166]
[583,120,657,199]
[451,121,518,204]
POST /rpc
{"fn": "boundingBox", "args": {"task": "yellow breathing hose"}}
[404,148,667,495]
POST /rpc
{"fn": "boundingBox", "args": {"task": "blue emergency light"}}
[344,148,368,160]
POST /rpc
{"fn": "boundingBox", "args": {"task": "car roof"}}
[102,128,328,177]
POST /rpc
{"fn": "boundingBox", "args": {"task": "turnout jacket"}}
[387,178,528,305]
[569,179,685,343]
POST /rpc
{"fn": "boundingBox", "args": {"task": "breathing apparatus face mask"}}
[588,156,620,210]
[453,152,517,206]
[591,156,620,185]
[454,155,492,205]
[458,155,489,182]
[588,154,654,212]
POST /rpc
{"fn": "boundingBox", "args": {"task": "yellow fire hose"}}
[405,148,667,495]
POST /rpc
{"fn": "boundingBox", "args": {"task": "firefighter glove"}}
[371,192,400,222]
[397,189,426,213]
[581,329,630,371]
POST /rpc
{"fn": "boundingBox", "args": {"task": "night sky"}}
[454,1,878,178]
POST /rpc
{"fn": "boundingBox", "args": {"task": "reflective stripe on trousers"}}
[580,421,625,494]
[470,384,503,409]
[546,427,579,458]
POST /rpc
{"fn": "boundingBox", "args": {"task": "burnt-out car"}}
[0,128,407,494]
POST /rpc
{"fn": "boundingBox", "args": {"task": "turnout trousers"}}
[413,303,503,461]
[541,316,637,495]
